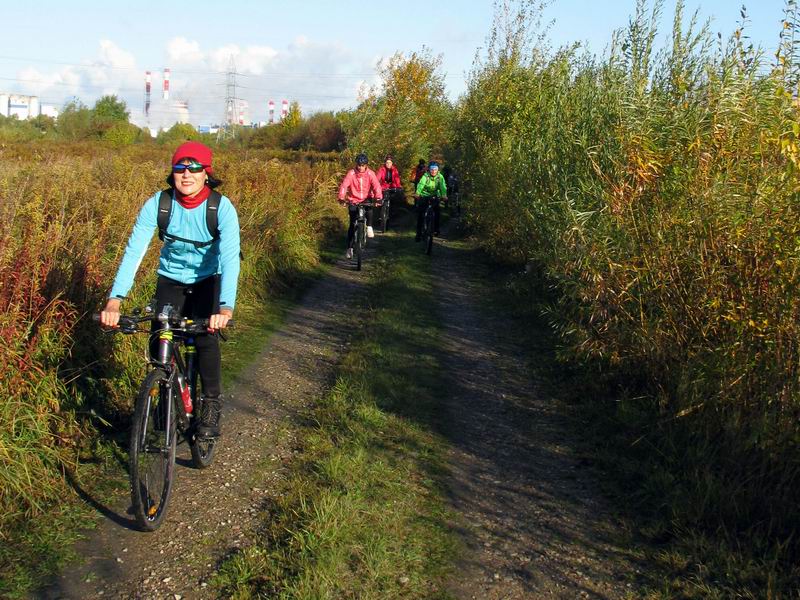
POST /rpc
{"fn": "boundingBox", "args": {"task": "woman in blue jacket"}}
[100,141,240,438]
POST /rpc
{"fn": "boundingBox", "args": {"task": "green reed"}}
[452,0,800,592]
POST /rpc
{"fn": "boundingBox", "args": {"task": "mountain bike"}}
[351,200,376,271]
[419,196,442,256]
[378,188,401,233]
[95,303,233,531]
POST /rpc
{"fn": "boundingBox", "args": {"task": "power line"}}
[0,53,466,80]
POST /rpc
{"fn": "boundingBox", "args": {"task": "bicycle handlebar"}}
[93,313,234,334]
[341,199,380,207]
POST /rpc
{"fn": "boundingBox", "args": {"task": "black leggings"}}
[347,204,374,248]
[416,197,441,237]
[150,275,222,398]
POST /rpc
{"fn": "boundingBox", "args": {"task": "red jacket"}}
[411,164,426,184]
[376,165,402,191]
[338,168,383,204]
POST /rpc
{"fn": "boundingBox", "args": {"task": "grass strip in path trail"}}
[214,231,456,599]
[0,238,340,600]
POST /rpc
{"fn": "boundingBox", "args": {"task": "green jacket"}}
[416,172,447,198]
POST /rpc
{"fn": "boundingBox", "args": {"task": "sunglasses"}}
[172,162,205,174]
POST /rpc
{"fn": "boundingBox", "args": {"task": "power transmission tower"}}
[217,56,239,142]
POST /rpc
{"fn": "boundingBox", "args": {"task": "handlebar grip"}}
[92,314,100,322]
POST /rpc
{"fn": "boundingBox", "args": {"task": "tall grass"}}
[0,142,343,545]
[453,0,800,592]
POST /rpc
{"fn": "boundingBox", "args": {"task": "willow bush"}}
[340,49,452,183]
[454,0,800,589]
[0,142,342,540]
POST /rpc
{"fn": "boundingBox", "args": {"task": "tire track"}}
[432,228,645,599]
[38,248,371,600]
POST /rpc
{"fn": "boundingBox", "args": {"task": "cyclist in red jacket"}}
[376,155,402,193]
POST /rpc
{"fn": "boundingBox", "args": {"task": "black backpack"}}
[157,188,221,248]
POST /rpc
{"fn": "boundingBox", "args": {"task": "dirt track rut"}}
[433,228,645,599]
[39,250,368,600]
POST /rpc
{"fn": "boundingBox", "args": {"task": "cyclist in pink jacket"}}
[338,153,383,259]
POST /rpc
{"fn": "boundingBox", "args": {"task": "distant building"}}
[173,100,190,124]
[40,104,59,119]
[0,93,59,120]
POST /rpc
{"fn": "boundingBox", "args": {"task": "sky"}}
[0,1,791,129]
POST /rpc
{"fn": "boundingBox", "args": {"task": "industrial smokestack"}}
[163,68,170,100]
[145,71,151,117]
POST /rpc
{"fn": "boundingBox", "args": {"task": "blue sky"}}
[0,1,790,128]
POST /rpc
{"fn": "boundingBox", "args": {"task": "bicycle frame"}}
[153,305,197,431]
[379,188,400,232]
[419,196,438,255]
[356,204,368,249]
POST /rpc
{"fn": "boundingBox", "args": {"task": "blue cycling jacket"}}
[109,191,241,309]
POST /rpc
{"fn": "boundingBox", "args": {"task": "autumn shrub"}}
[283,111,345,152]
[0,142,343,543]
[340,49,452,188]
[453,0,800,590]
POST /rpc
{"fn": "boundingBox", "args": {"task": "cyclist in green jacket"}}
[414,161,447,240]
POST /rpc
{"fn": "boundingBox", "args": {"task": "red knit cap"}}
[172,141,213,174]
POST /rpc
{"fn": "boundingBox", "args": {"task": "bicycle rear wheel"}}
[129,368,176,531]
[189,398,217,469]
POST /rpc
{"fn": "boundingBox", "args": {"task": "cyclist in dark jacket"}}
[411,158,426,189]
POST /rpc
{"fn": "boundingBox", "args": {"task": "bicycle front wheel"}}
[129,368,176,531]
[424,210,434,255]
[381,201,389,233]
[356,221,364,270]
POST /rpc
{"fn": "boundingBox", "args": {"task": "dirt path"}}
[432,227,645,599]
[39,218,649,599]
[38,246,369,600]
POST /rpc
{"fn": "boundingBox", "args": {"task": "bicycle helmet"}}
[428,161,439,170]
[355,153,368,165]
[384,154,393,162]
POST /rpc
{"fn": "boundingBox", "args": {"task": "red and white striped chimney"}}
[163,68,170,100]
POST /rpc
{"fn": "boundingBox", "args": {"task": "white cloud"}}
[204,43,278,74]
[167,37,202,64]
[97,40,136,69]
